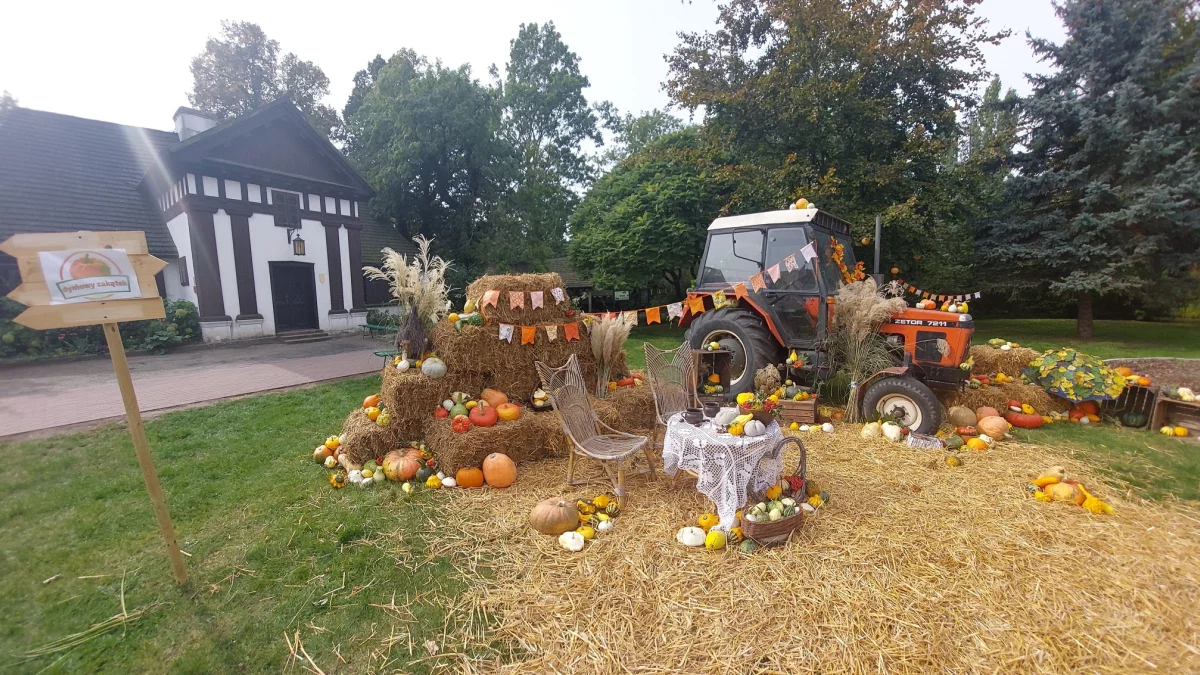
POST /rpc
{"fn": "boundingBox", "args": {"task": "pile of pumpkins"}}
[676,512,742,552]
[1029,465,1113,514]
[1114,366,1152,388]
[361,393,391,428]
[315,435,518,493]
[394,353,447,379]
[944,405,1013,451]
[915,299,969,313]
[985,338,1020,351]
[433,388,522,433]
[608,375,645,392]
[529,494,621,552]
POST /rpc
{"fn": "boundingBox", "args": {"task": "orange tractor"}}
[680,207,974,433]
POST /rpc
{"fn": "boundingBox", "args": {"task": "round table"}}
[661,409,784,528]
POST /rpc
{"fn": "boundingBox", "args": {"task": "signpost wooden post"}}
[1,231,188,585]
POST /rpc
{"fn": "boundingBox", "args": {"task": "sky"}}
[1,0,1066,132]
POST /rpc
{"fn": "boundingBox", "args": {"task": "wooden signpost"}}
[1,231,188,585]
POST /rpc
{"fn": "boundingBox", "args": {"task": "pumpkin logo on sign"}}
[38,248,142,304]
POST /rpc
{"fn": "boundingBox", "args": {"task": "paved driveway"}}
[0,336,389,439]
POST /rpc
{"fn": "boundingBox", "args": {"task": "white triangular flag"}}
[550,287,566,304]
[545,324,558,341]
[800,241,818,262]
[498,323,514,343]
[667,302,683,320]
[530,290,544,309]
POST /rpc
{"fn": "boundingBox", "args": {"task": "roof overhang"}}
[707,207,853,236]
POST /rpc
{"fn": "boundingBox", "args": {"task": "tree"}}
[568,128,734,297]
[665,0,1007,278]
[962,77,1020,164]
[0,90,16,121]
[345,51,512,287]
[492,22,604,266]
[189,21,340,137]
[979,0,1200,337]
[339,54,388,148]
[599,107,683,166]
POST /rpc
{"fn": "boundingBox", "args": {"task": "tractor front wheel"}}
[861,376,942,434]
[684,308,783,395]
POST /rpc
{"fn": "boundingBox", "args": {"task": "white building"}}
[0,99,409,342]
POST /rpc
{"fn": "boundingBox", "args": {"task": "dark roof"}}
[0,108,179,257]
[359,215,419,263]
[546,257,592,289]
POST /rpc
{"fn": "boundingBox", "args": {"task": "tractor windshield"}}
[699,230,764,285]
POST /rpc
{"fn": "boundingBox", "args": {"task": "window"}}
[810,231,857,288]
[700,230,763,285]
[272,190,301,228]
[178,256,190,286]
[765,227,818,292]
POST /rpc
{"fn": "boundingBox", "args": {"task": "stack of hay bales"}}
[339,271,652,473]
[939,344,1071,415]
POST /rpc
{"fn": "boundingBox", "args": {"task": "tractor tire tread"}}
[862,375,943,434]
[685,308,782,394]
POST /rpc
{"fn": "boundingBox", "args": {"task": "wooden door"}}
[269,262,318,331]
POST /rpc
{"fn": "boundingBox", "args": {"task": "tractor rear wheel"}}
[861,375,942,434]
[685,308,783,395]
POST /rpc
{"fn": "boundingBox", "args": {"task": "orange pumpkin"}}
[480,388,509,408]
[469,404,498,427]
[387,454,420,481]
[496,402,521,422]
[455,466,485,488]
[404,447,422,460]
[1115,367,1134,377]
[1076,401,1100,416]
[975,406,1000,420]
[1005,411,1044,429]
[1136,376,1151,386]
[482,453,517,487]
[363,394,380,409]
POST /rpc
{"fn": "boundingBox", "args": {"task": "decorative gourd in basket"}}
[740,436,807,547]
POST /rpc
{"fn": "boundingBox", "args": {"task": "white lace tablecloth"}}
[662,410,784,528]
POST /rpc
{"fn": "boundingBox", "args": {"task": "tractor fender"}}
[680,292,787,345]
[855,366,910,405]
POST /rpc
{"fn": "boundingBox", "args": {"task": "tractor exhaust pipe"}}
[873,214,882,275]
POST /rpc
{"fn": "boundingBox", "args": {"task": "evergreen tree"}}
[980,0,1200,337]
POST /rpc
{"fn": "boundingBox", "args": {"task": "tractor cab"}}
[682,206,975,434]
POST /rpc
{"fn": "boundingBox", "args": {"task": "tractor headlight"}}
[959,314,971,322]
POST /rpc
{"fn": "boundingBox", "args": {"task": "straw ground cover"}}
[0,376,476,673]
[429,427,1200,673]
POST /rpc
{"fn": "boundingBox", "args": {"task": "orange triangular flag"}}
[688,296,706,314]
[563,322,580,342]
[733,282,747,299]
[510,291,525,309]
[645,306,662,324]
[521,325,536,345]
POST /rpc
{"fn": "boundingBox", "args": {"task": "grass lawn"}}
[0,376,472,673]
[1011,422,1200,502]
[973,318,1200,359]
[625,324,687,371]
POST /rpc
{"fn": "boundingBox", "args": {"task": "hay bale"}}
[970,345,1041,378]
[424,412,566,473]
[940,382,1071,416]
[379,366,487,440]
[340,408,404,465]
[465,272,578,326]
[595,384,658,431]
[430,320,597,397]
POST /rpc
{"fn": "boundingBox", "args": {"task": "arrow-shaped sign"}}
[13,298,166,330]
[8,255,166,307]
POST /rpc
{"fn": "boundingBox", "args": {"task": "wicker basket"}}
[741,436,808,547]
[738,406,777,425]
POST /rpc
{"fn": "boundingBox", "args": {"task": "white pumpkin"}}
[799,424,811,432]
[597,519,614,533]
[978,433,994,445]
[436,471,445,480]
[860,422,881,439]
[359,475,374,488]
[397,359,411,372]
[1000,344,1012,351]
[558,531,585,552]
[881,422,903,442]
[676,526,706,547]
[374,471,387,484]
[948,304,959,313]
[442,399,454,411]
[348,469,363,484]
[442,477,457,488]
[744,419,767,437]
[821,422,835,433]
[713,409,740,427]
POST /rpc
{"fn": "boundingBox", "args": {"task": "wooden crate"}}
[1151,398,1200,436]
[1102,385,1158,428]
[778,398,817,424]
[696,349,733,404]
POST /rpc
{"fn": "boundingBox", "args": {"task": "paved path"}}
[0,336,387,439]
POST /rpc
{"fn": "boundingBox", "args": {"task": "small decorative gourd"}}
[558,530,585,552]
[714,408,740,427]
[676,526,706,547]
[421,357,447,379]
[743,419,767,437]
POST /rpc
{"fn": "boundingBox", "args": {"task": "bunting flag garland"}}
[623,310,638,325]
[783,254,798,272]
[530,290,544,309]
[545,324,558,341]
[667,302,683,320]
[894,278,982,303]
[750,273,766,292]
[550,287,566,304]
[563,322,580,342]
[800,241,818,262]
[521,326,536,344]
[482,289,500,308]
[498,323,515,343]
[509,291,525,309]
[645,307,661,324]
[688,296,706,314]
[766,263,781,283]
[712,290,730,309]
[733,282,748,299]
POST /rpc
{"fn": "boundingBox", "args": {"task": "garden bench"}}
[373,349,400,367]
[363,323,398,339]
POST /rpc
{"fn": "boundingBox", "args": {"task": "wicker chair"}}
[642,342,699,455]
[535,354,652,505]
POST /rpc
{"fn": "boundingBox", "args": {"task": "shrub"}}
[1,298,200,359]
